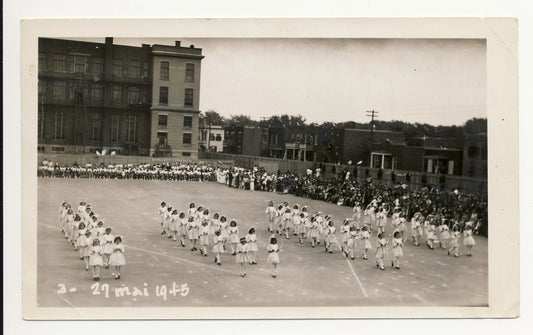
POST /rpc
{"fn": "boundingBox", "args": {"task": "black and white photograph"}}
[17,18,519,320]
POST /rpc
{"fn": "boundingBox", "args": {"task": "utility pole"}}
[366,110,378,142]
[366,110,378,168]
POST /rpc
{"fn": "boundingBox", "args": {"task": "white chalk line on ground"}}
[126,245,237,275]
[332,235,369,298]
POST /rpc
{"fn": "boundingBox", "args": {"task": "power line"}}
[366,110,379,141]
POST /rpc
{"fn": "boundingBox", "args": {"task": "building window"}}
[143,61,150,78]
[52,111,65,140]
[160,61,169,80]
[183,116,192,128]
[93,57,104,74]
[111,85,122,104]
[159,87,168,105]
[184,88,193,106]
[112,59,123,77]
[53,82,67,100]
[127,115,137,142]
[182,152,191,157]
[74,55,90,73]
[183,133,192,145]
[127,87,141,104]
[157,132,168,146]
[39,52,47,72]
[209,133,215,141]
[185,63,194,82]
[91,84,103,102]
[111,115,119,142]
[128,60,141,78]
[158,114,168,126]
[215,134,222,141]
[90,118,102,141]
[54,54,68,72]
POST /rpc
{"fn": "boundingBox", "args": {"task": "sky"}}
[95,38,486,126]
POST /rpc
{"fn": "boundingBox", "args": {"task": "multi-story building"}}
[198,121,224,153]
[37,37,203,158]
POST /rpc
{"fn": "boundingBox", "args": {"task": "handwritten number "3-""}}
[57,283,67,294]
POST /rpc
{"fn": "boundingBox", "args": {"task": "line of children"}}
[59,201,126,280]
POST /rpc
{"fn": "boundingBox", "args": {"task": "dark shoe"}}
[217,262,221,266]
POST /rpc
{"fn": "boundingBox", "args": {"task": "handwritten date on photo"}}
[57,282,190,301]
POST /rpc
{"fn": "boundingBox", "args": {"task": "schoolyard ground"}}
[37,178,488,307]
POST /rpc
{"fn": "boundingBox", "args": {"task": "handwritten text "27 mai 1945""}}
[57,282,190,301]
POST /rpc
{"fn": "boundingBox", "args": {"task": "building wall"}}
[38,38,203,157]
[462,133,488,178]
[149,44,203,157]
[242,127,263,156]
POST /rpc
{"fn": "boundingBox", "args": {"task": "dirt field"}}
[37,178,488,307]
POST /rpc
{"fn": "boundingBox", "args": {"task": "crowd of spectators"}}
[39,160,488,236]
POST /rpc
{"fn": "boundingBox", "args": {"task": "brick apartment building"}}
[37,37,203,158]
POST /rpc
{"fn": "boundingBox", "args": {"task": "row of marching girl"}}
[158,202,259,267]
[409,212,476,257]
[59,201,126,281]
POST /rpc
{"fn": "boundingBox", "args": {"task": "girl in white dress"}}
[80,230,92,271]
[324,221,336,254]
[102,227,114,268]
[187,202,196,222]
[448,224,461,257]
[212,230,225,265]
[375,232,387,270]
[410,212,424,246]
[375,207,387,235]
[236,238,249,277]
[426,216,438,250]
[163,206,173,238]
[228,220,239,255]
[158,201,167,234]
[463,222,476,256]
[275,204,284,235]
[340,219,351,256]
[265,201,277,233]
[219,215,229,248]
[109,236,126,279]
[187,216,199,251]
[246,227,258,265]
[439,219,451,250]
[170,209,179,241]
[359,225,372,260]
[346,225,358,260]
[75,222,87,255]
[88,238,104,281]
[199,220,210,256]
[282,208,292,239]
[391,231,404,270]
[292,212,304,244]
[266,236,280,278]
[178,212,187,247]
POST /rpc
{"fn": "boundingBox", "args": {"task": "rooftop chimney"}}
[175,41,181,47]
[105,37,113,45]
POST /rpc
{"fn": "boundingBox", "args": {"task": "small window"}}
[160,61,169,81]
[112,85,122,104]
[215,134,222,141]
[53,82,67,100]
[184,88,193,106]
[54,54,67,72]
[91,84,103,101]
[112,59,123,77]
[110,115,120,142]
[182,152,191,157]
[37,146,45,152]
[183,133,192,145]
[128,60,141,78]
[51,146,65,152]
[185,63,194,82]
[159,87,168,105]
[158,115,168,126]
[93,57,104,74]
[183,116,192,128]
